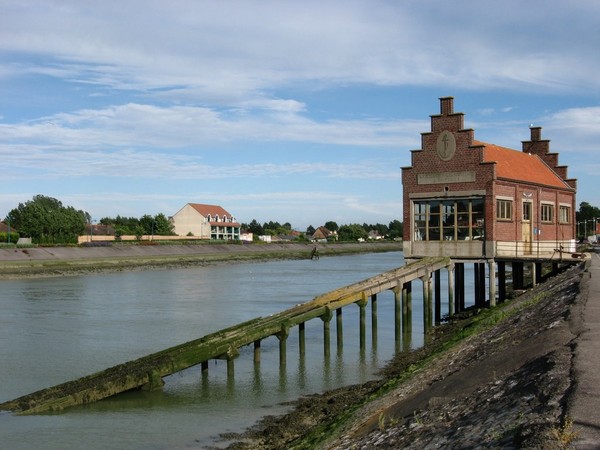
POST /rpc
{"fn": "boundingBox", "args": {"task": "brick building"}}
[402,97,576,261]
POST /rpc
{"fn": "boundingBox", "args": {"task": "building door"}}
[522,201,532,255]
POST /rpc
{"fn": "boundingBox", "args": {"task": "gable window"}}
[496,199,512,221]
[559,205,571,224]
[541,203,554,223]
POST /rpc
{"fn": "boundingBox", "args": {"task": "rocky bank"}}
[221,261,588,449]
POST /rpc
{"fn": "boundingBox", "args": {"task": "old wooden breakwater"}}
[2,256,462,414]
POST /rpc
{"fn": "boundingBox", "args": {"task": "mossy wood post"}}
[253,340,261,363]
[298,322,306,355]
[277,325,289,367]
[394,286,402,342]
[0,256,452,415]
[321,307,333,358]
[336,308,343,352]
[357,292,368,351]
[371,293,378,348]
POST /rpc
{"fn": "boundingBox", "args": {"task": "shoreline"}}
[223,260,589,449]
[0,241,403,279]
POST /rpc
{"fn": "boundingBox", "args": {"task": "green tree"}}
[5,195,87,244]
[338,223,367,241]
[576,202,600,238]
[153,213,174,235]
[306,225,316,236]
[388,219,403,240]
[243,219,264,236]
[324,221,338,232]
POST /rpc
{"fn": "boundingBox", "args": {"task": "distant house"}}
[311,226,335,242]
[0,222,10,233]
[171,203,241,240]
[368,230,384,240]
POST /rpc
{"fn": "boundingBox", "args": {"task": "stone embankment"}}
[223,256,595,449]
[0,241,402,279]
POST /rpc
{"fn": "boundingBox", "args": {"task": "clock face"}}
[436,130,456,161]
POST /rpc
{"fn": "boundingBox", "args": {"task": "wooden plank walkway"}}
[0,256,450,414]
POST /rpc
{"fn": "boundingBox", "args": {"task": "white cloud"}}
[2,0,600,106]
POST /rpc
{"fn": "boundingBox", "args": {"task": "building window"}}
[496,199,512,221]
[413,198,484,241]
[541,203,554,223]
[559,205,571,224]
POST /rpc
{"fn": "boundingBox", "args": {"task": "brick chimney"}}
[530,126,542,142]
[440,96,454,115]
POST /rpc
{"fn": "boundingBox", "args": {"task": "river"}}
[0,251,460,449]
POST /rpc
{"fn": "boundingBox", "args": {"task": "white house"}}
[171,203,241,240]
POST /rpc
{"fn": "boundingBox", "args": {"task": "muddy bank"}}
[0,241,402,279]
[220,262,586,449]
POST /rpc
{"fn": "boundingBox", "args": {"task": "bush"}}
[0,232,19,243]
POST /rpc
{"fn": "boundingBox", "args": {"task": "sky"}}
[1,1,599,231]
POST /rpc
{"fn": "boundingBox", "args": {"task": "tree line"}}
[2,195,175,245]
[242,219,404,241]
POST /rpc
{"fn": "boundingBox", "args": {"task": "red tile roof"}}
[475,140,571,189]
[189,203,241,227]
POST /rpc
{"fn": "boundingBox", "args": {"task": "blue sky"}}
[1,1,599,231]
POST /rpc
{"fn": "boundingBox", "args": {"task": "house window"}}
[496,199,512,221]
[559,205,571,224]
[541,203,554,223]
[413,197,484,241]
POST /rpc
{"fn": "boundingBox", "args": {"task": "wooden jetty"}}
[0,256,453,415]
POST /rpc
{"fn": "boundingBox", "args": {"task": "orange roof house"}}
[402,97,576,260]
[171,203,240,240]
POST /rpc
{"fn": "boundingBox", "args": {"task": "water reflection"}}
[0,252,465,449]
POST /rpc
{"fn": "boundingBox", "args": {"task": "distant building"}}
[402,97,576,260]
[311,226,336,242]
[171,203,241,240]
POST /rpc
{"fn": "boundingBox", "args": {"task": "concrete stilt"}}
[498,261,506,303]
[434,270,441,324]
[488,259,497,307]
[421,272,432,332]
[447,264,455,317]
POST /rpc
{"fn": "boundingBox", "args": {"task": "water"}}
[0,251,461,449]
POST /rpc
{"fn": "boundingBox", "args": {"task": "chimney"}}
[440,96,454,115]
[530,126,542,142]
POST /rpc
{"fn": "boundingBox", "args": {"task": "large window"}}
[559,205,571,224]
[496,199,512,220]
[541,203,554,223]
[413,198,484,241]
